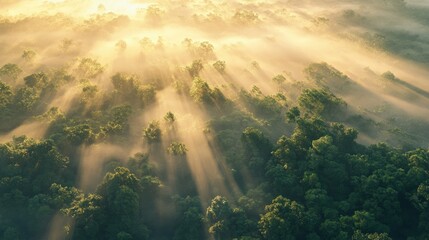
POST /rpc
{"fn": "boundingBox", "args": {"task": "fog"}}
[1,0,429,234]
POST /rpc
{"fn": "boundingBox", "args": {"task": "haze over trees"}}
[0,0,429,239]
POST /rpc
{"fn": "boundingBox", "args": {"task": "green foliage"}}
[64,123,94,145]
[238,187,269,218]
[13,87,40,112]
[2,227,21,240]
[206,196,256,240]
[186,60,204,78]
[97,167,148,239]
[262,115,429,238]
[126,153,155,178]
[0,81,13,109]
[164,111,176,123]
[272,74,286,85]
[258,196,308,240]
[167,142,188,156]
[190,77,211,102]
[0,63,22,82]
[37,107,65,123]
[66,167,151,239]
[1,82,429,240]
[143,121,161,143]
[76,58,104,79]
[81,84,98,103]
[184,40,215,60]
[173,196,204,240]
[298,88,346,117]
[100,105,133,138]
[241,127,273,177]
[111,73,156,107]
[352,230,392,240]
[286,106,300,122]
[65,193,105,239]
[305,63,352,91]
[240,86,287,119]
[1,3,428,240]
[24,72,48,88]
[190,77,226,105]
[381,71,395,81]
[213,60,226,74]
[0,137,72,239]
[173,79,189,94]
[379,71,429,100]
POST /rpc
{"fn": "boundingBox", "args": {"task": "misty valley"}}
[1,0,429,239]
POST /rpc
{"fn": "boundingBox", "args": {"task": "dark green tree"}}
[143,121,161,143]
[258,196,308,240]
[173,196,205,240]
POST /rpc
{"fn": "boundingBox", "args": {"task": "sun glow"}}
[0,0,150,18]
[98,2,150,16]
[2,1,429,238]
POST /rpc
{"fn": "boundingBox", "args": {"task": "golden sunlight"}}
[1,1,429,239]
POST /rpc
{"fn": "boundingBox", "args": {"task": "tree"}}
[239,87,286,118]
[352,230,392,240]
[413,182,429,238]
[167,142,188,156]
[13,87,40,113]
[24,72,48,88]
[2,227,21,240]
[64,123,94,145]
[96,167,149,240]
[291,116,329,148]
[0,82,12,109]
[190,77,212,103]
[76,58,104,79]
[173,196,204,240]
[24,139,70,193]
[126,153,155,178]
[258,196,308,240]
[184,40,215,60]
[268,134,306,197]
[233,10,260,25]
[206,196,255,239]
[272,74,286,85]
[196,42,215,60]
[0,137,72,239]
[145,5,164,24]
[81,84,98,103]
[304,63,351,91]
[307,136,348,197]
[22,50,36,61]
[66,193,106,240]
[187,60,204,78]
[213,61,226,74]
[0,63,22,83]
[101,105,132,137]
[189,77,227,106]
[241,127,273,176]
[143,121,161,143]
[286,107,300,122]
[164,111,176,123]
[298,88,346,118]
[111,73,156,107]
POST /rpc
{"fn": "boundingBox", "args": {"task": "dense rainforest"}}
[1,0,429,239]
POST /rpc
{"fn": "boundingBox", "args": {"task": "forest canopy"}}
[1,0,429,239]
